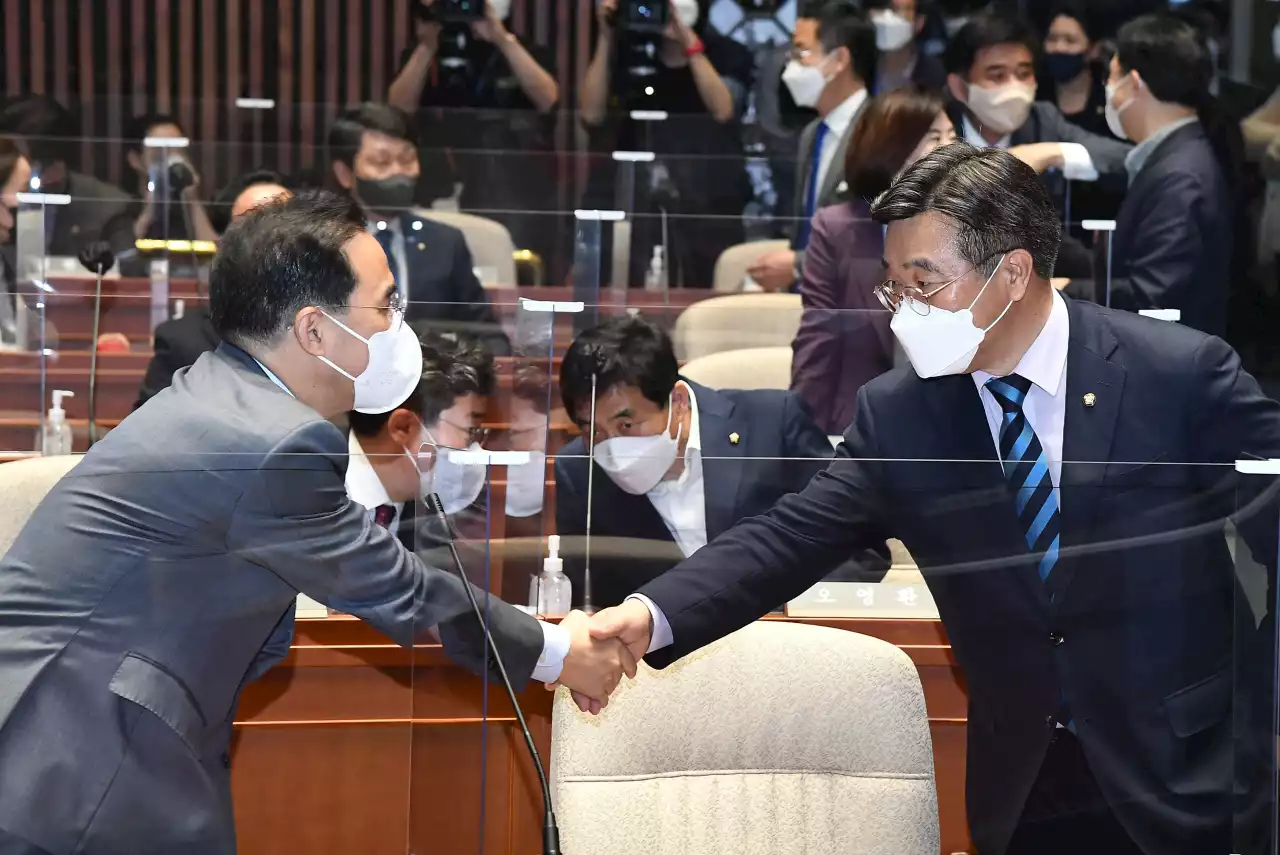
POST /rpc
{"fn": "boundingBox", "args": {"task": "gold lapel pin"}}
[417,242,426,251]
[729,432,740,445]
[1083,392,1097,408]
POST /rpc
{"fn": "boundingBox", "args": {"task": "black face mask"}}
[355,174,417,215]
[1043,52,1086,84]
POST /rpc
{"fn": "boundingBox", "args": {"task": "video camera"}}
[617,0,669,33]
[414,0,485,24]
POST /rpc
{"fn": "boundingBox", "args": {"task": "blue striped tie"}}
[985,375,1060,581]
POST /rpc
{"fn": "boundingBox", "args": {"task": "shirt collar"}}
[1124,115,1198,183]
[823,88,868,135]
[962,114,1011,150]
[346,431,395,510]
[972,290,1070,398]
[253,358,295,397]
[651,380,702,493]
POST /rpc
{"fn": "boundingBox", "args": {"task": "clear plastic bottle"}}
[537,534,572,616]
[39,389,75,455]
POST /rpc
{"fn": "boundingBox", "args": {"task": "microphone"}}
[426,491,564,855]
[77,242,115,446]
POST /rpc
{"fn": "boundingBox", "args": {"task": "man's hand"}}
[415,1,442,48]
[747,248,798,292]
[471,1,508,42]
[665,2,698,51]
[1008,142,1065,174]
[554,609,637,715]
[596,0,618,35]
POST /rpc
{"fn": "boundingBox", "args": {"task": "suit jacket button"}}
[221,752,231,769]
[1049,632,1064,646]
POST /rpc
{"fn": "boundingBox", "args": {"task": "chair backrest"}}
[673,293,803,361]
[0,456,83,554]
[712,239,790,293]
[680,346,793,391]
[419,210,518,289]
[551,621,939,855]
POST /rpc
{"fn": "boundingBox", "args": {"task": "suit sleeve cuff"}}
[1059,143,1098,182]
[531,620,570,683]
[626,594,674,653]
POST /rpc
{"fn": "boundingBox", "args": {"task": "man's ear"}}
[914,13,926,35]
[1005,249,1036,302]
[946,73,969,104]
[387,407,423,449]
[332,160,355,192]
[293,307,328,356]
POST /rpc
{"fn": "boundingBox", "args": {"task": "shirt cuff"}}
[626,594,674,653]
[1059,142,1098,182]
[531,620,571,684]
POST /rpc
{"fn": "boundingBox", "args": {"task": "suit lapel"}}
[692,383,747,540]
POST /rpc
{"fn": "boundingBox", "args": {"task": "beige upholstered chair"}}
[680,346,793,391]
[712,239,791,293]
[550,621,939,854]
[0,455,82,554]
[673,293,803,361]
[419,209,518,288]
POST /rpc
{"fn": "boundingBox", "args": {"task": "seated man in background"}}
[346,331,495,565]
[554,315,837,610]
[133,171,292,409]
[327,102,509,354]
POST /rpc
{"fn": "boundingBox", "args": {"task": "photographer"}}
[578,0,753,289]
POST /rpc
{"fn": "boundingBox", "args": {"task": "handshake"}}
[550,599,655,715]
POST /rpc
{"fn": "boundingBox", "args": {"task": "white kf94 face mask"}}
[409,429,487,516]
[890,254,1012,379]
[315,309,423,415]
[593,398,683,495]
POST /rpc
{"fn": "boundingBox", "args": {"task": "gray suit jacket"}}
[789,105,864,265]
[0,342,544,855]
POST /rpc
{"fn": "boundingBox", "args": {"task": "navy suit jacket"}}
[554,381,837,610]
[1090,122,1231,337]
[637,300,1279,855]
[398,213,510,355]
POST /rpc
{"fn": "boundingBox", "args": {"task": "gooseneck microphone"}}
[426,491,563,855]
[76,242,116,446]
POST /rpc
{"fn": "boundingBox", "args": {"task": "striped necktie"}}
[985,375,1060,581]
[795,121,829,250]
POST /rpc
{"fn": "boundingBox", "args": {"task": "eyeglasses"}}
[437,418,490,447]
[874,252,1015,317]
[345,291,405,331]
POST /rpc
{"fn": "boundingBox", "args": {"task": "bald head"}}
[231,182,291,220]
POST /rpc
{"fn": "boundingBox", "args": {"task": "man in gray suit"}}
[0,191,633,855]
[749,0,877,292]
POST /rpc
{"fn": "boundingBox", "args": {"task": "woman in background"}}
[790,85,954,435]
[1039,2,1113,139]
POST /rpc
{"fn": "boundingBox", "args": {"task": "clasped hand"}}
[550,601,654,716]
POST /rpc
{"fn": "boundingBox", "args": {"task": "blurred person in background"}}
[504,362,554,521]
[791,86,954,435]
[579,0,753,289]
[387,0,560,281]
[1059,13,1235,337]
[0,136,32,341]
[748,0,877,292]
[1038,2,1113,139]
[554,315,837,610]
[327,102,509,354]
[0,94,130,258]
[867,0,946,95]
[133,172,293,409]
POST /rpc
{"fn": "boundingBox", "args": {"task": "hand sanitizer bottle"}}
[537,534,571,616]
[39,389,75,455]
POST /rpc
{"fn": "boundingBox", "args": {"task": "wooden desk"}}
[231,615,972,855]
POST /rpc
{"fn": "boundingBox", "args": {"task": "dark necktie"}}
[985,374,1061,581]
[373,504,396,529]
[796,121,829,250]
[374,226,400,291]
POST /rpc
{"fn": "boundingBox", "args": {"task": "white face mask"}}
[505,451,547,518]
[671,0,699,28]
[594,397,683,495]
[316,311,423,415]
[965,81,1035,136]
[890,254,1012,379]
[782,57,833,109]
[487,0,511,19]
[871,9,914,52]
[411,430,487,516]
[1104,79,1135,141]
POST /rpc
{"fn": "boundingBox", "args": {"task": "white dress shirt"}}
[252,358,571,682]
[634,292,1072,655]
[345,432,405,529]
[813,88,869,200]
[961,115,1099,182]
[646,381,708,558]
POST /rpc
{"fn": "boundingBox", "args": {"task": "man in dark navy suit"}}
[584,145,1279,855]
[328,102,509,355]
[554,315,838,610]
[1063,14,1233,337]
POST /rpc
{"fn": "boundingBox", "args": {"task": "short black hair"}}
[123,113,185,151]
[327,102,418,171]
[559,315,680,422]
[945,13,1040,76]
[0,95,77,168]
[348,332,496,438]
[1115,13,1211,110]
[797,0,879,88]
[211,168,291,233]
[210,189,367,347]
[870,143,1061,278]
[1046,1,1099,44]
